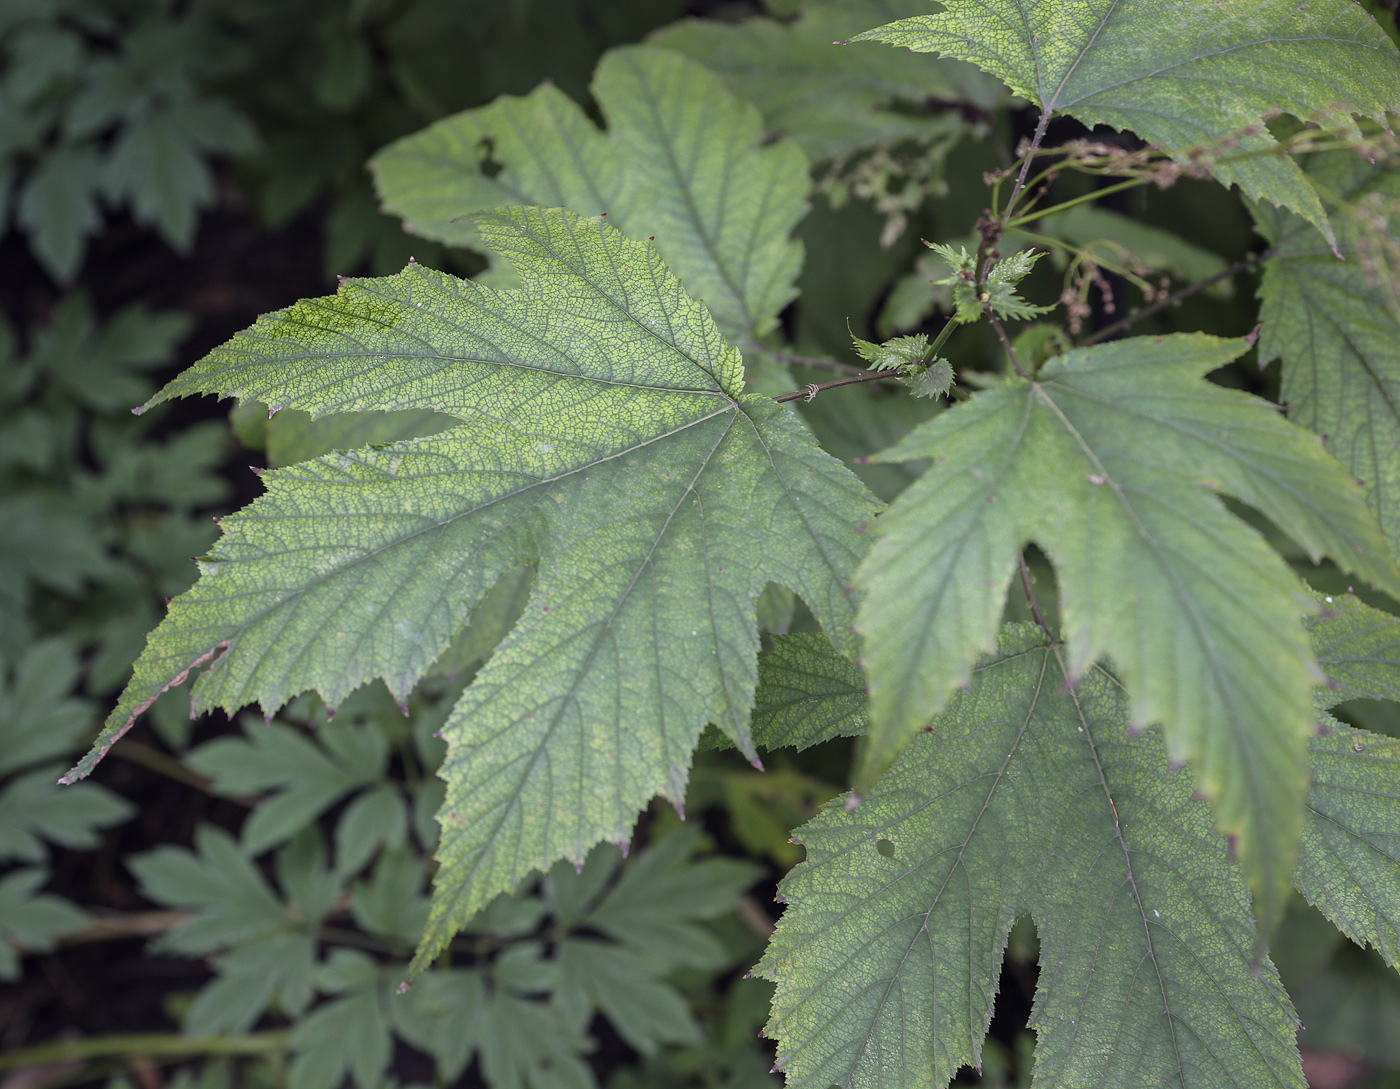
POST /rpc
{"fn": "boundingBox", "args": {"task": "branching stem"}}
[1004,112,1052,218]
[1082,250,1270,345]
[1007,175,1148,229]
[0,1032,289,1073]
[774,370,898,402]
[1018,550,1049,633]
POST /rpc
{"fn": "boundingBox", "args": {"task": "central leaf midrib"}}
[1032,380,1295,900]
[429,405,746,922]
[620,54,761,340]
[1060,652,1186,1082]
[213,405,736,698]
[846,647,1050,1080]
[1044,374,1341,556]
[496,206,741,393]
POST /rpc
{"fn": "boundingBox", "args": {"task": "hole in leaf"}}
[876,838,895,858]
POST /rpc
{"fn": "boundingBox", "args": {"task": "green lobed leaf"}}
[649,0,1000,162]
[852,0,1400,243]
[758,624,1306,1089]
[0,767,133,863]
[17,144,103,282]
[0,639,92,777]
[0,869,88,981]
[749,632,870,752]
[855,333,1400,935]
[392,969,484,1083]
[369,44,808,342]
[1294,593,1400,967]
[578,826,760,974]
[186,718,388,856]
[287,950,394,1089]
[1307,590,1400,709]
[1255,148,1400,562]
[556,940,701,1054]
[79,206,877,975]
[1298,720,1400,971]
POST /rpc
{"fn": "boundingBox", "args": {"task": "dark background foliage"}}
[3,1,1400,1087]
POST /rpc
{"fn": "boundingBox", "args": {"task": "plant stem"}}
[1005,112,1051,217]
[1082,251,1269,345]
[981,301,1024,378]
[113,741,217,794]
[920,318,958,365]
[0,1032,288,1073]
[1007,175,1147,229]
[1018,550,1049,633]
[774,370,897,403]
[59,910,192,945]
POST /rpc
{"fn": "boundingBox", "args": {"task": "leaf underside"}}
[759,624,1307,1089]
[1255,149,1400,564]
[853,0,1400,242]
[369,43,808,344]
[757,611,1400,1088]
[75,206,879,976]
[855,333,1400,935]
[650,1,1001,162]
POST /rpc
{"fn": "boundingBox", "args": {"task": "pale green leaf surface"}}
[758,625,1305,1089]
[1307,590,1400,708]
[370,45,807,340]
[853,0,1400,240]
[266,406,456,467]
[857,333,1400,930]
[1255,150,1400,560]
[80,206,877,972]
[1298,721,1400,970]
[750,632,870,751]
[650,1,999,161]
[1295,593,1400,966]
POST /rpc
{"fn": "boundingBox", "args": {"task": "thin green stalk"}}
[112,741,219,795]
[921,318,959,366]
[1007,176,1148,229]
[0,1032,289,1073]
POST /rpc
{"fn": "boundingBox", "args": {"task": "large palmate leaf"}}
[1301,594,1400,966]
[855,333,1400,932]
[650,0,1001,162]
[758,624,1308,1089]
[853,0,1400,241]
[71,206,878,972]
[754,610,1400,1089]
[1255,149,1400,561]
[369,44,807,344]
